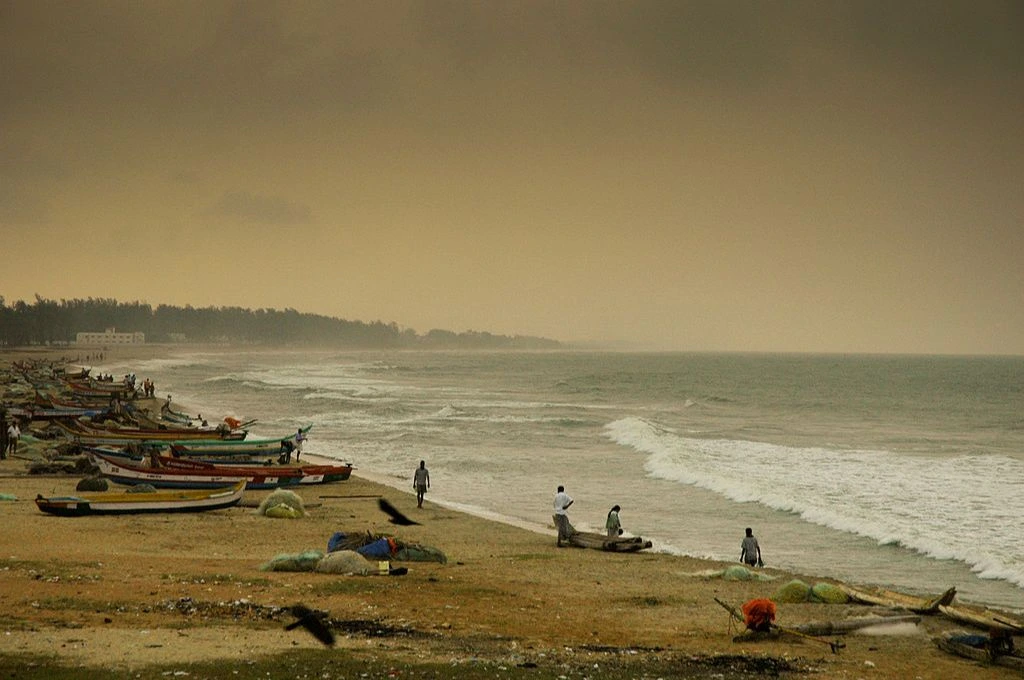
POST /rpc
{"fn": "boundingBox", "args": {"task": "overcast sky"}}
[1,1,1021,353]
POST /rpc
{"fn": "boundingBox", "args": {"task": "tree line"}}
[0,296,561,350]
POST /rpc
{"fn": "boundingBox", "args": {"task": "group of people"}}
[140,378,156,398]
[401,469,767,566]
[553,484,765,565]
[277,428,307,464]
[552,486,625,546]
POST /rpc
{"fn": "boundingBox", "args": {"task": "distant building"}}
[75,328,145,346]
[168,333,187,343]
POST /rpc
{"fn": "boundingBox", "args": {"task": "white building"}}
[75,328,145,345]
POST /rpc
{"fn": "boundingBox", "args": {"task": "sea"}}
[97,349,1024,611]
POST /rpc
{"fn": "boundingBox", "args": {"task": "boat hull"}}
[35,481,245,516]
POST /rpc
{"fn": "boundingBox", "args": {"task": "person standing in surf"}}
[740,527,763,567]
[605,505,623,538]
[553,485,574,547]
[413,460,430,508]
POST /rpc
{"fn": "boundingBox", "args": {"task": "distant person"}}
[294,428,307,461]
[6,420,20,457]
[413,460,430,508]
[605,504,623,538]
[740,527,763,567]
[0,409,8,460]
[553,485,574,547]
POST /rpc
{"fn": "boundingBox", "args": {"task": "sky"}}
[1,1,1022,354]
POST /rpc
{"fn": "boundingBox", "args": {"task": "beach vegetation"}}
[0,296,561,350]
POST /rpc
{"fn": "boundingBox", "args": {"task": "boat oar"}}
[714,597,845,654]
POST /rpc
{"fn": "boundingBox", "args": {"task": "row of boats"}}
[5,360,356,515]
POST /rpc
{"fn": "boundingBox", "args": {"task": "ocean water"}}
[101,350,1024,611]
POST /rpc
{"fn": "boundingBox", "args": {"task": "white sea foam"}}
[604,416,1024,589]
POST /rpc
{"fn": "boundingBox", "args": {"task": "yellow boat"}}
[35,480,245,516]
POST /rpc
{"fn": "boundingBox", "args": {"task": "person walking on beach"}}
[294,428,306,461]
[413,460,430,508]
[6,420,21,457]
[740,527,763,567]
[605,505,623,538]
[553,485,574,547]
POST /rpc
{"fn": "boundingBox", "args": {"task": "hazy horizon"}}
[2,1,1021,354]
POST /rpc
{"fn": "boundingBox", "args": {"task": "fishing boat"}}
[565,531,653,552]
[90,452,303,490]
[35,480,245,516]
[933,632,1024,671]
[839,584,957,614]
[7,405,109,421]
[54,419,246,443]
[938,604,1024,633]
[90,451,352,489]
[167,424,313,457]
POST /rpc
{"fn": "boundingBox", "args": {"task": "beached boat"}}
[938,604,1024,633]
[933,632,1024,671]
[54,419,246,443]
[35,480,245,516]
[90,451,352,489]
[162,454,353,484]
[7,405,108,421]
[790,615,921,635]
[838,584,957,614]
[165,424,313,458]
[90,452,303,490]
[566,531,653,552]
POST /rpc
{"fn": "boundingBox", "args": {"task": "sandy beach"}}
[1,347,1019,679]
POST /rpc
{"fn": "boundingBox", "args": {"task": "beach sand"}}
[1,347,1018,678]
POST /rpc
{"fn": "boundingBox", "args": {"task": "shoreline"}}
[1,346,1021,678]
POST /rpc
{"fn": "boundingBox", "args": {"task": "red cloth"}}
[741,598,777,631]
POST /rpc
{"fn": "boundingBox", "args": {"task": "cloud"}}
[205,190,313,225]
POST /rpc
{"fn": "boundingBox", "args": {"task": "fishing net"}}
[771,579,812,603]
[315,550,387,575]
[76,476,109,492]
[810,582,850,604]
[257,489,305,518]
[259,550,324,572]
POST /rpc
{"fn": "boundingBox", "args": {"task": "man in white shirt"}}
[7,421,20,457]
[553,485,574,547]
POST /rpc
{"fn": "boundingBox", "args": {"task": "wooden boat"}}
[938,604,1024,633]
[839,584,957,614]
[90,452,304,490]
[35,481,245,516]
[933,632,1024,671]
[168,438,293,457]
[790,615,921,635]
[8,405,108,421]
[55,419,246,443]
[161,454,352,484]
[566,531,653,552]
[90,452,352,489]
[166,424,313,458]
